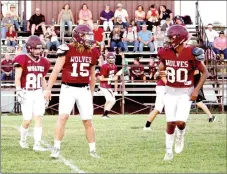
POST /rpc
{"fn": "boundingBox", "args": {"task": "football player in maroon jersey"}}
[44,25,100,159]
[99,52,118,119]
[158,25,208,160]
[13,35,50,151]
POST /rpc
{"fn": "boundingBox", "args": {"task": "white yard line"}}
[1,124,86,173]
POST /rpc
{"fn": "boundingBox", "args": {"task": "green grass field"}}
[1,114,226,173]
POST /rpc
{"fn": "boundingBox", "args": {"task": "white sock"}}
[20,126,28,141]
[33,127,42,144]
[176,127,186,137]
[89,142,96,152]
[54,140,61,149]
[165,132,174,154]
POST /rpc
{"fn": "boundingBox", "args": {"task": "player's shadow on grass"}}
[130,126,142,129]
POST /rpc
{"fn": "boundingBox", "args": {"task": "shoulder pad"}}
[56,44,69,57]
[192,47,205,61]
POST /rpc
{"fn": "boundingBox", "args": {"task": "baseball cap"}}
[219,31,224,34]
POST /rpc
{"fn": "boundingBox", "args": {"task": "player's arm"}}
[15,66,22,90]
[99,74,117,81]
[90,64,96,95]
[42,77,47,90]
[158,61,167,84]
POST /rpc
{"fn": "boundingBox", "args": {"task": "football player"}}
[13,35,50,151]
[99,52,118,119]
[158,25,208,160]
[44,25,100,159]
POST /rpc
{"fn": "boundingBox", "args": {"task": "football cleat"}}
[102,115,110,119]
[19,140,29,149]
[209,116,216,122]
[33,142,48,152]
[163,153,174,161]
[89,150,100,159]
[50,147,60,158]
[143,127,152,131]
[175,134,185,154]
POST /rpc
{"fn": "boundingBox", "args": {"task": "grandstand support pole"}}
[121,54,125,115]
[221,65,224,113]
[195,1,199,26]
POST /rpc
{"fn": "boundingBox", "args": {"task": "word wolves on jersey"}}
[166,60,189,68]
[27,66,45,72]
[70,56,91,63]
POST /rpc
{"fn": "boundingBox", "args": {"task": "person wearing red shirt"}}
[130,57,146,82]
[6,25,17,47]
[93,23,105,52]
[1,54,14,80]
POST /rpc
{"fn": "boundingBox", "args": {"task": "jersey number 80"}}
[166,67,188,83]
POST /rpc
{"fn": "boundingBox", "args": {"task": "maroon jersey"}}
[1,59,13,72]
[100,63,117,88]
[61,44,100,84]
[13,54,50,90]
[158,46,203,88]
[157,79,165,86]
[131,64,144,76]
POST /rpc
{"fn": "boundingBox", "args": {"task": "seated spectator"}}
[1,11,14,39]
[148,58,158,80]
[6,25,17,48]
[161,17,172,32]
[57,4,74,38]
[108,25,124,51]
[138,25,155,52]
[93,23,105,52]
[135,5,146,30]
[114,3,129,27]
[78,3,93,30]
[122,25,139,52]
[44,26,60,52]
[1,54,14,80]
[146,4,159,31]
[147,15,160,32]
[27,8,46,35]
[115,16,127,32]
[39,34,48,57]
[153,25,165,51]
[204,24,219,48]
[213,31,227,60]
[130,57,146,82]
[130,20,139,32]
[100,4,114,31]
[173,15,185,25]
[159,5,173,26]
[9,4,21,31]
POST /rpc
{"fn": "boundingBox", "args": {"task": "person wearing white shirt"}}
[114,3,129,27]
[204,24,219,48]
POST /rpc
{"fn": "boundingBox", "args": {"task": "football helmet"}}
[26,35,43,59]
[106,52,116,64]
[72,24,94,47]
[166,25,189,49]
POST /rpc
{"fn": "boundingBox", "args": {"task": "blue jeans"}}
[110,41,124,51]
[136,21,145,30]
[139,41,155,52]
[1,27,8,39]
[46,40,60,50]
[14,20,20,30]
[213,47,227,60]
[1,71,14,80]
[205,41,213,48]
[60,20,73,35]
[123,40,139,52]
[7,40,17,47]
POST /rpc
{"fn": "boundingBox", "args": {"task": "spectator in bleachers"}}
[6,25,17,47]
[173,15,185,25]
[153,25,165,52]
[138,24,155,52]
[78,3,93,30]
[39,34,48,57]
[57,4,74,38]
[115,16,127,32]
[27,8,46,35]
[158,5,173,26]
[204,24,219,48]
[9,4,21,31]
[1,54,14,80]
[135,5,146,30]
[100,4,114,31]
[108,25,124,51]
[146,4,159,31]
[45,26,60,52]
[114,3,129,27]
[213,31,227,60]
[161,17,172,32]
[130,20,139,32]
[93,23,105,52]
[122,25,139,52]
[148,58,158,80]
[1,11,14,39]
[130,57,146,83]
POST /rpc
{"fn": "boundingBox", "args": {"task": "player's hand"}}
[44,89,52,101]
[190,89,198,101]
[16,89,24,104]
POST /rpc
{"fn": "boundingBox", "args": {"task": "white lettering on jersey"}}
[166,60,188,68]
[70,56,91,63]
[27,66,45,72]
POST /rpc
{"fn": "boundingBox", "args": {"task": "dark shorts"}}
[196,89,206,103]
[131,74,145,80]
